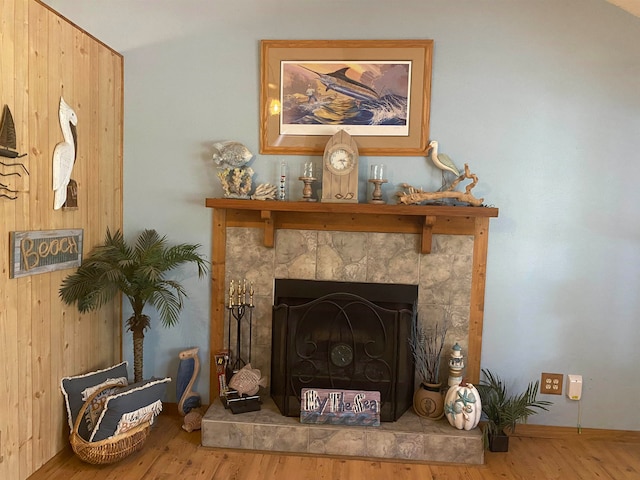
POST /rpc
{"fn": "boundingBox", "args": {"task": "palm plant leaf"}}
[163,244,210,276]
[59,228,209,382]
[477,369,552,437]
[149,280,187,328]
[59,230,133,312]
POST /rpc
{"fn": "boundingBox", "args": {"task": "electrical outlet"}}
[541,372,563,395]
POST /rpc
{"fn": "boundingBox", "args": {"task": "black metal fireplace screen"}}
[271,280,416,422]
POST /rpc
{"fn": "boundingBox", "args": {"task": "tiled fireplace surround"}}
[201,201,498,464]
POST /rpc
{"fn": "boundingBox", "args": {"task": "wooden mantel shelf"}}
[205,198,498,254]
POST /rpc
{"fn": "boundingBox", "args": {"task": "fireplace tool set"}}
[219,279,262,413]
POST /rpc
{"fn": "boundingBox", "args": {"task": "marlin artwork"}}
[300,66,380,103]
[281,61,410,133]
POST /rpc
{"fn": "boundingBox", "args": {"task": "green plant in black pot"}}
[476,369,553,452]
[59,228,209,383]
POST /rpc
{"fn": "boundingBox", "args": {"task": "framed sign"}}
[260,39,433,156]
[300,387,380,426]
[9,229,83,278]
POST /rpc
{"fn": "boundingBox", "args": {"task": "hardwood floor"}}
[28,414,640,480]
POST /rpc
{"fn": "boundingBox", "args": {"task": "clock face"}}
[326,146,355,175]
[330,343,353,367]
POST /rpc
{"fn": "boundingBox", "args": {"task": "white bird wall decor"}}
[428,140,461,189]
[52,97,78,210]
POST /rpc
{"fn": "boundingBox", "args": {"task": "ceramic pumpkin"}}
[444,381,481,430]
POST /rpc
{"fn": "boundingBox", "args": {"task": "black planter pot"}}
[488,432,509,452]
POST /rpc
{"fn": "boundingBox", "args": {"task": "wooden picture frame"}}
[260,39,433,156]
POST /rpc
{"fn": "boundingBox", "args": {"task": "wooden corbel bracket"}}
[421,215,437,254]
[261,210,275,247]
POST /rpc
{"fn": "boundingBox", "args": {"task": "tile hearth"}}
[201,397,484,465]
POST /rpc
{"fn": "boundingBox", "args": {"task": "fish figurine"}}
[182,408,203,432]
[212,141,254,168]
[228,364,268,396]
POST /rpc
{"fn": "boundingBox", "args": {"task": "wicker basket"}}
[70,384,152,464]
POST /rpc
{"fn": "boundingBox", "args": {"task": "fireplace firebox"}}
[271,279,417,422]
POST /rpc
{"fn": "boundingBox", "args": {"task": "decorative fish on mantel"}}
[212,141,253,168]
[0,104,27,159]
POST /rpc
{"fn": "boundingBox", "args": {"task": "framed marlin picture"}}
[260,39,433,156]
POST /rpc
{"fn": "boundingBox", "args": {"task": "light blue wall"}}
[43,0,640,430]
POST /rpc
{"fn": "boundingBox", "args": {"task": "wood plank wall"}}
[0,1,123,479]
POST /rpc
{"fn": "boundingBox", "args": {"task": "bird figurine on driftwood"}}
[428,140,461,190]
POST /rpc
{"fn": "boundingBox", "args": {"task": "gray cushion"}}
[89,377,171,442]
[60,362,129,440]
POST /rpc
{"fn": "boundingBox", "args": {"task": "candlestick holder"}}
[368,178,388,204]
[298,176,317,202]
[368,164,387,204]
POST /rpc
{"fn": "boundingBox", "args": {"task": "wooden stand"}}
[368,178,388,204]
[298,176,317,202]
[221,389,261,414]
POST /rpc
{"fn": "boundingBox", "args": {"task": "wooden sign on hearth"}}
[300,388,380,426]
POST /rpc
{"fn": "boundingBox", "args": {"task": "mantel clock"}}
[321,130,359,203]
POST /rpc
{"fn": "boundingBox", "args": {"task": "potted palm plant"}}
[59,228,209,382]
[476,369,553,451]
